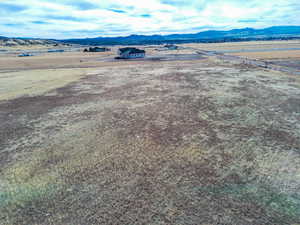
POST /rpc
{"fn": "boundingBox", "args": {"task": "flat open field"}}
[229,50,300,59]
[183,40,300,52]
[0,43,300,224]
[184,40,300,72]
[0,51,115,72]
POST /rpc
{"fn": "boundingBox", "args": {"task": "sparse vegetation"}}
[0,42,300,224]
[0,38,59,47]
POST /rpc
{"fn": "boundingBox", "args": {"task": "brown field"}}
[229,50,300,59]
[0,41,300,225]
[0,45,60,51]
[0,68,90,101]
[0,51,114,71]
[183,40,300,52]
[184,40,300,72]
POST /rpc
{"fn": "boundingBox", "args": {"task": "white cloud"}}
[0,0,299,38]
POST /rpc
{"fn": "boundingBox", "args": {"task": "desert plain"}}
[0,40,300,224]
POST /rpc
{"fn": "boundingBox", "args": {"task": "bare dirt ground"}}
[227,49,300,74]
[185,40,300,73]
[0,51,115,72]
[229,50,300,60]
[183,40,300,52]
[268,59,300,70]
[0,44,300,225]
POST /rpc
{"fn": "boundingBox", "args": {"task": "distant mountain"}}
[2,26,299,47]
[0,37,60,47]
[62,26,300,46]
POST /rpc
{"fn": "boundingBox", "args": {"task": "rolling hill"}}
[2,26,300,47]
[0,37,59,47]
[62,26,300,45]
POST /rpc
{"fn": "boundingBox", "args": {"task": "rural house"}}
[84,47,111,52]
[164,44,179,50]
[117,47,145,59]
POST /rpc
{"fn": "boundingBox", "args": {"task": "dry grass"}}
[0,68,90,101]
[182,40,300,51]
[0,45,58,51]
[0,55,300,224]
[229,50,300,60]
[0,51,115,71]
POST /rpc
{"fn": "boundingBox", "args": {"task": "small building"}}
[48,49,64,53]
[18,53,33,57]
[164,44,179,50]
[117,47,145,59]
[84,47,110,52]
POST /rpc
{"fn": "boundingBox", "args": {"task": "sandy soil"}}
[0,45,57,51]
[229,50,300,59]
[0,51,115,71]
[183,40,300,51]
[0,68,92,101]
[0,48,194,72]
[0,43,300,225]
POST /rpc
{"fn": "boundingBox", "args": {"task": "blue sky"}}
[0,0,299,39]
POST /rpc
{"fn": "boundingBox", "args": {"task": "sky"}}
[0,0,299,39]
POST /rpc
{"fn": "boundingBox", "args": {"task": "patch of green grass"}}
[0,173,62,208]
[0,153,65,224]
[0,177,63,225]
[198,183,300,221]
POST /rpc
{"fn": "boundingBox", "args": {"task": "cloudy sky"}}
[0,0,299,39]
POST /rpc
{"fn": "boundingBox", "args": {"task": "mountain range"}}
[1,26,300,47]
[61,26,300,45]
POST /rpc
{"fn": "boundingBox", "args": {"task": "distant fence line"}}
[216,54,300,76]
[194,49,300,75]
